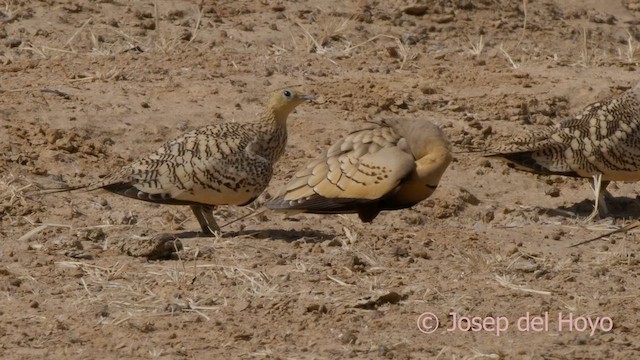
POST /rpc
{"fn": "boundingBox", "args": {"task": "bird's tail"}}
[452,144,486,155]
[32,184,89,196]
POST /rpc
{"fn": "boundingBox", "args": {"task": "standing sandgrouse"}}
[48,88,314,234]
[266,117,452,222]
[487,82,640,220]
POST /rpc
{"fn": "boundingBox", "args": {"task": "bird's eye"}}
[283,90,292,98]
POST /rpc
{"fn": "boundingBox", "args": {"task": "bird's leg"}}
[190,205,221,236]
[200,205,221,235]
[600,180,613,199]
[597,179,610,216]
[585,174,607,222]
[190,205,211,234]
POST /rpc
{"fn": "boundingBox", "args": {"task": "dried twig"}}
[569,221,640,248]
[40,88,71,99]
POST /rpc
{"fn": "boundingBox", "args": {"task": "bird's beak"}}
[301,94,315,101]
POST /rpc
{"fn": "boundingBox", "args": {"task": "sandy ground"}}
[2,0,640,358]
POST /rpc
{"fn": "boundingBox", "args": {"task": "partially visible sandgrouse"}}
[266,117,452,222]
[49,89,314,234]
[487,82,640,220]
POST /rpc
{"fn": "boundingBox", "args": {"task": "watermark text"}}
[416,311,613,336]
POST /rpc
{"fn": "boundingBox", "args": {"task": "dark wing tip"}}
[489,152,549,173]
[267,193,370,215]
[35,183,90,196]
[489,152,580,177]
[102,183,195,205]
[265,196,293,211]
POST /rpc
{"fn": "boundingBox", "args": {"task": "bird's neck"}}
[258,109,289,131]
[252,110,289,163]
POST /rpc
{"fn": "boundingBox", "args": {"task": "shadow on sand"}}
[223,228,335,243]
[542,195,640,219]
[151,228,335,243]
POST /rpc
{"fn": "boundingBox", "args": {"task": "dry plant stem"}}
[513,0,527,49]
[294,24,410,69]
[187,5,203,45]
[327,274,352,287]
[343,34,397,53]
[494,275,551,296]
[569,221,640,248]
[218,208,268,229]
[42,45,75,54]
[499,43,519,68]
[468,35,484,56]
[153,1,160,34]
[624,30,636,62]
[64,18,92,51]
[579,27,591,67]
[114,29,142,45]
[295,20,323,53]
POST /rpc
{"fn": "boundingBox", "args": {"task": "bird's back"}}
[488,83,640,180]
[89,121,277,207]
[267,117,452,222]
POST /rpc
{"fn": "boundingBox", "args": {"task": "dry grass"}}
[467,35,485,57]
[453,242,555,296]
[295,17,351,55]
[619,30,637,64]
[0,172,35,230]
[494,274,552,296]
[20,42,75,59]
[514,0,528,49]
[499,43,520,69]
[1,0,17,21]
[67,65,126,82]
[569,221,640,248]
[187,4,203,45]
[572,27,608,68]
[50,255,233,325]
[13,2,205,61]
[0,172,33,205]
[64,18,92,51]
[340,225,382,270]
[346,34,415,69]
[292,16,417,70]
[455,248,498,273]
[578,27,593,67]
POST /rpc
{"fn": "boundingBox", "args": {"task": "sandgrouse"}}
[266,117,452,222]
[48,88,314,234]
[487,82,640,220]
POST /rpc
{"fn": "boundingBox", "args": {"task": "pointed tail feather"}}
[33,184,90,196]
[486,152,579,177]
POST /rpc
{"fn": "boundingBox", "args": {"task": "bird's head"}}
[267,89,315,120]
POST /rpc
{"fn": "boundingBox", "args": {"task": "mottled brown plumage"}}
[51,88,314,234]
[487,82,640,220]
[266,118,452,222]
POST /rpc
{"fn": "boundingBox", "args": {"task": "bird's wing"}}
[571,92,640,175]
[82,124,269,206]
[267,126,416,212]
